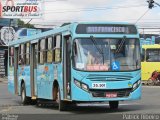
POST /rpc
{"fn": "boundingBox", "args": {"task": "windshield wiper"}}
[90,36,104,64]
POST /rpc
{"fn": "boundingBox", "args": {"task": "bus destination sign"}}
[76,24,137,34]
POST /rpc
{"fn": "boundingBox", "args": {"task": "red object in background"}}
[150,71,160,81]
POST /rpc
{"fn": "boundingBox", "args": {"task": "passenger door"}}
[63,35,72,100]
[30,42,38,97]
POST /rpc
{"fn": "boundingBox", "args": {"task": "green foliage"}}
[17,19,34,28]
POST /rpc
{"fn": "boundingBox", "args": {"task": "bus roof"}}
[142,44,160,49]
[9,22,137,46]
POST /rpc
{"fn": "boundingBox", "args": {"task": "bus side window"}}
[146,49,159,62]
[47,37,53,63]
[39,38,46,64]
[19,44,25,65]
[26,43,30,65]
[146,49,160,62]
[53,35,61,63]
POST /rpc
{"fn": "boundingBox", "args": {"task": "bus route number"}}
[92,83,106,88]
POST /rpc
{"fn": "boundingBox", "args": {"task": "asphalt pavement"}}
[0,80,160,120]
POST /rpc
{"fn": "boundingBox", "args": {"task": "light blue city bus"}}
[8,22,141,111]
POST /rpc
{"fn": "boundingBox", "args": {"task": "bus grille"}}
[86,74,133,81]
[90,88,131,98]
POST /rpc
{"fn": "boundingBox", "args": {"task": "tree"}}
[17,19,34,28]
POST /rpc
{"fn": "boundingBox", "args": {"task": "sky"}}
[23,0,160,34]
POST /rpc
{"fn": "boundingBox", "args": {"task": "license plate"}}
[92,83,106,88]
[106,93,117,98]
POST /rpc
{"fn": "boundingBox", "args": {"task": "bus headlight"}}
[132,83,138,90]
[137,80,141,85]
[74,79,89,92]
[74,80,81,88]
[81,83,88,91]
[132,80,141,91]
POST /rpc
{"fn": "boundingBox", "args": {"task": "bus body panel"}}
[36,63,63,100]
[18,65,31,97]
[37,64,54,99]
[57,63,64,100]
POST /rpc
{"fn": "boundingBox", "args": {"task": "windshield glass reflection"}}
[73,38,140,71]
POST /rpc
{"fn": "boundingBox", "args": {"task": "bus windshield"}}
[73,38,140,71]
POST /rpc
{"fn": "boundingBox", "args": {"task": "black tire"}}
[56,87,66,111]
[30,100,37,105]
[109,101,119,109]
[21,83,31,105]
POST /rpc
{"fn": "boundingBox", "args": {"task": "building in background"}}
[0,18,43,78]
[0,18,17,77]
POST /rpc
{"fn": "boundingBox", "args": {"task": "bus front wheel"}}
[109,101,119,109]
[21,83,31,105]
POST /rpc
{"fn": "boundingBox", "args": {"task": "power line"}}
[147,0,160,9]
[135,9,150,24]
[26,19,32,25]
[155,1,160,7]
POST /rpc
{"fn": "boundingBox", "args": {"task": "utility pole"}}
[147,0,154,9]
[147,0,160,9]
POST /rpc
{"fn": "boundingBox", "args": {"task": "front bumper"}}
[71,84,142,102]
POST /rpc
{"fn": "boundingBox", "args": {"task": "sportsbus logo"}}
[0,0,43,18]
[3,0,37,13]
